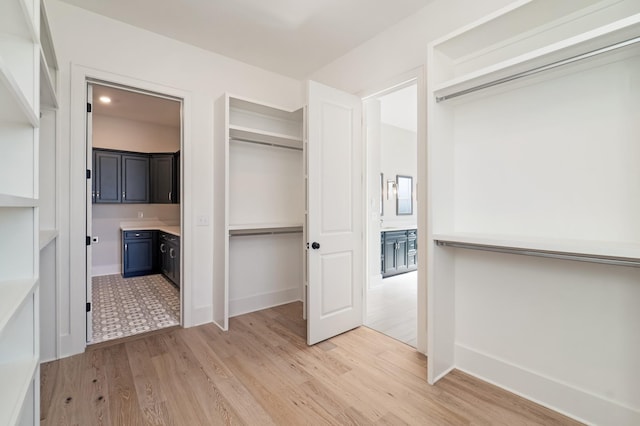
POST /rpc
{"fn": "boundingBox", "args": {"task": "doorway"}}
[86,82,183,344]
[364,81,418,347]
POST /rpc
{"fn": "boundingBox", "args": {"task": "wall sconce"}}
[386,180,397,200]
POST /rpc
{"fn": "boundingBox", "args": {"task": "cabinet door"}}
[383,234,398,277]
[174,151,180,204]
[94,150,121,203]
[169,240,180,287]
[396,235,408,272]
[150,154,174,203]
[159,237,171,277]
[122,154,149,203]
[123,238,154,277]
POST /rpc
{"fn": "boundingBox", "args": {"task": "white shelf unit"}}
[223,95,305,325]
[427,1,640,425]
[0,0,47,423]
[38,0,58,363]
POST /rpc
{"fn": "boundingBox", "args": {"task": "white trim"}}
[64,63,194,357]
[455,344,640,426]
[90,264,121,277]
[229,288,302,318]
[360,66,428,355]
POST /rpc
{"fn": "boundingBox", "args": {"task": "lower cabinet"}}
[381,229,417,278]
[122,230,180,287]
[122,231,156,277]
[158,232,181,288]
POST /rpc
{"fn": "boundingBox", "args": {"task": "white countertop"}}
[120,221,180,237]
[381,226,417,232]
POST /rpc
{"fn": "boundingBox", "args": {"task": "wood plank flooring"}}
[41,302,581,425]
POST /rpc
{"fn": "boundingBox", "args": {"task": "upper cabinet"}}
[150,154,175,203]
[93,148,179,204]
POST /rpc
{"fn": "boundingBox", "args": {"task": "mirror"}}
[396,175,413,215]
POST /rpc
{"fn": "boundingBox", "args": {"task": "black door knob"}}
[311,242,320,250]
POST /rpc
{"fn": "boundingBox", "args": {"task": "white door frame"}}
[66,64,192,356]
[359,67,427,354]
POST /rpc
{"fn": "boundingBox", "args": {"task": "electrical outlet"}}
[197,215,209,226]
[92,236,99,243]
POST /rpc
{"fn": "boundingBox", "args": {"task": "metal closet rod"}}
[230,137,303,151]
[436,35,640,103]
[435,240,640,268]
[229,229,303,237]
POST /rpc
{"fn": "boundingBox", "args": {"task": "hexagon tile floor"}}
[91,274,180,344]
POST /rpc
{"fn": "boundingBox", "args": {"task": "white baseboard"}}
[91,264,120,277]
[229,288,301,318]
[455,344,640,426]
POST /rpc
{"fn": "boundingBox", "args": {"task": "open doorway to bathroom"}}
[87,82,182,345]
[364,81,418,347]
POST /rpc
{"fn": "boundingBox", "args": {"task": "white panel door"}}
[307,81,363,345]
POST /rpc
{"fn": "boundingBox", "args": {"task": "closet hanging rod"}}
[436,35,640,103]
[229,229,303,237]
[229,137,303,151]
[435,240,640,268]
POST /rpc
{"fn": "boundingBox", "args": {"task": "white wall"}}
[48,0,304,358]
[308,0,513,93]
[380,124,417,227]
[93,114,180,153]
[91,113,181,275]
[92,204,180,276]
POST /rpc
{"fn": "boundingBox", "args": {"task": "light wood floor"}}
[41,302,580,425]
[366,271,417,347]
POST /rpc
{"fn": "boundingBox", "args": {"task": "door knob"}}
[311,242,320,250]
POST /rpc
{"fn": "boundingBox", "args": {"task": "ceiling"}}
[58,0,432,79]
[92,84,181,128]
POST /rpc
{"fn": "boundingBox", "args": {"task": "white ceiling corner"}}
[58,0,433,79]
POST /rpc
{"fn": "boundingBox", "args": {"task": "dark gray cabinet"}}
[122,231,156,277]
[150,154,175,203]
[158,232,180,288]
[93,148,178,204]
[93,149,149,204]
[122,154,150,203]
[94,150,121,203]
[381,229,417,278]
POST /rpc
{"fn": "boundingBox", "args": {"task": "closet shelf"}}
[229,125,303,150]
[0,57,39,127]
[39,48,58,110]
[0,0,38,43]
[434,14,640,102]
[228,223,303,236]
[0,279,37,337]
[0,194,38,208]
[433,232,640,263]
[39,229,58,250]
[0,357,38,426]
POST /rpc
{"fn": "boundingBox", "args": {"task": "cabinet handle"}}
[125,243,128,251]
[97,191,100,199]
[135,233,140,237]
[160,243,166,253]
[168,191,172,202]
[169,248,175,259]
[122,191,126,200]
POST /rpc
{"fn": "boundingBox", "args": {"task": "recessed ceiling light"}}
[99,96,111,104]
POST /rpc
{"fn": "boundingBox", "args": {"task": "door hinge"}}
[87,102,92,113]
[86,302,91,312]
[86,169,91,179]
[86,236,91,246]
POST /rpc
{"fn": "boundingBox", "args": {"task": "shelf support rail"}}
[436,35,640,103]
[229,229,303,237]
[435,240,640,268]
[229,137,303,151]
